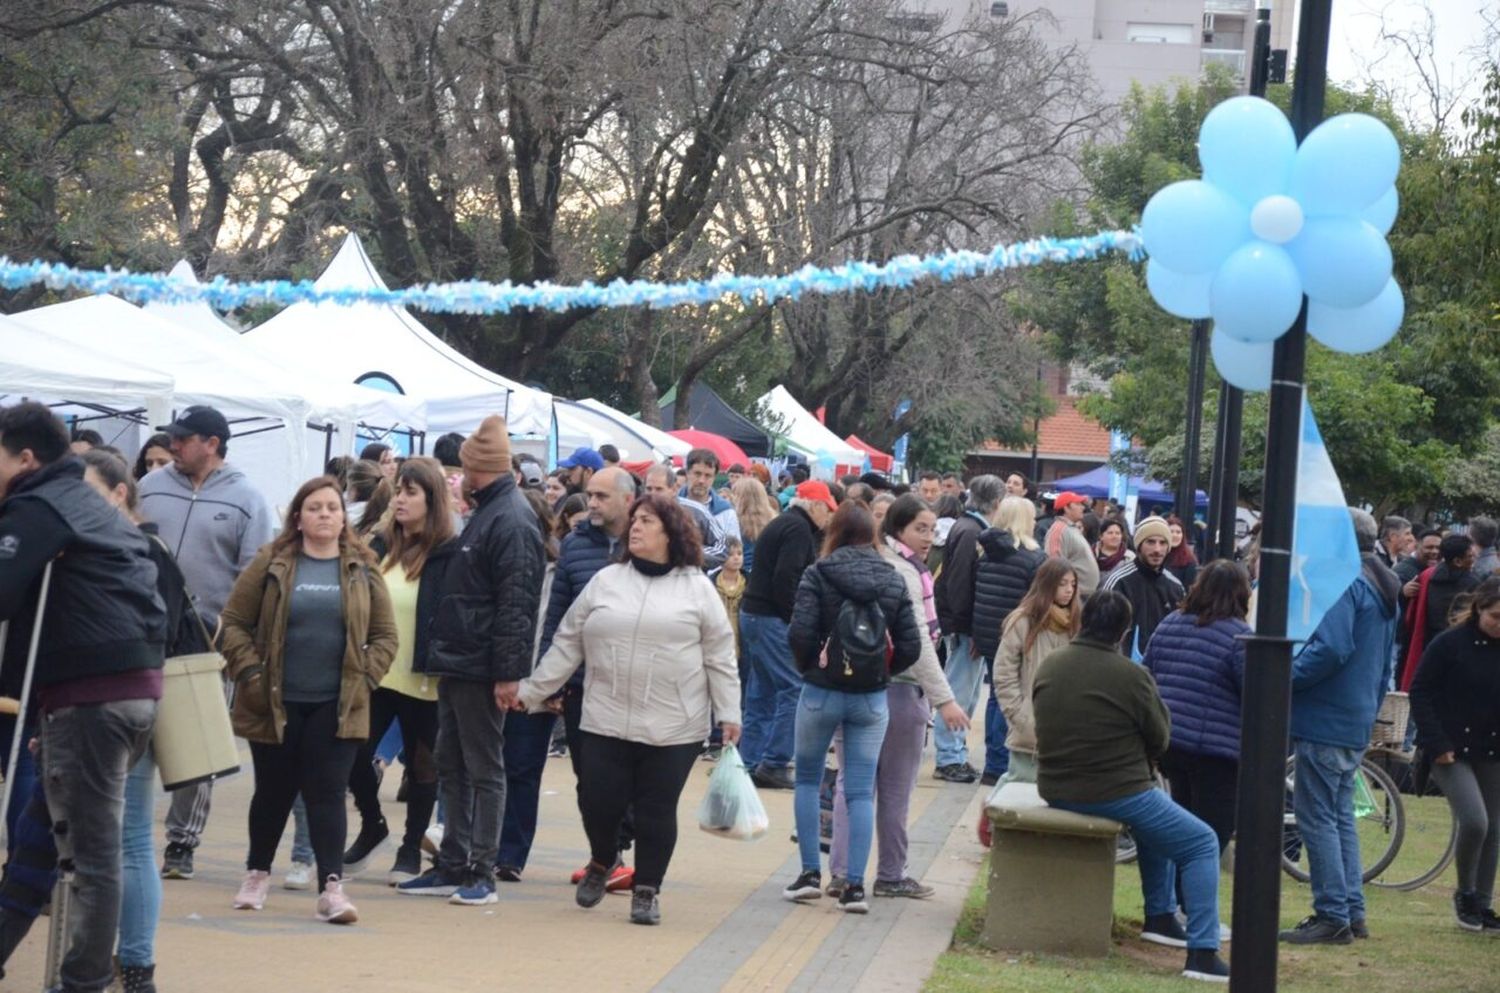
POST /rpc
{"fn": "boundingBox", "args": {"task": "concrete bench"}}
[981,781,1122,957]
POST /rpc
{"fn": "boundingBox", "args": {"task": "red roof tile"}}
[978,396,1111,459]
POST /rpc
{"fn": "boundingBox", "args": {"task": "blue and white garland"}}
[0,229,1140,316]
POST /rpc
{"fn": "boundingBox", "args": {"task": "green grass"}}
[927,799,1498,993]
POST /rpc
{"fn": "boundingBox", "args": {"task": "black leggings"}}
[564,686,633,855]
[247,700,359,891]
[576,732,699,890]
[1159,747,1239,852]
[349,688,439,851]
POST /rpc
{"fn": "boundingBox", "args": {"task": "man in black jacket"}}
[0,402,165,992]
[931,475,1004,783]
[1100,516,1185,658]
[397,415,544,906]
[739,481,835,789]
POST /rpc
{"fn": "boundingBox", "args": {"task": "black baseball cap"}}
[156,405,231,443]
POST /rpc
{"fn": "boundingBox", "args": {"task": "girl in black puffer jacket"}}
[782,503,921,914]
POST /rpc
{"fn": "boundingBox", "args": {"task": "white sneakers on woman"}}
[233,869,358,924]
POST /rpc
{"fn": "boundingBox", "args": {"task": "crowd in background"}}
[2,408,1498,991]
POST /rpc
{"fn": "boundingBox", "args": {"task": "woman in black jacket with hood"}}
[1409,576,1500,933]
[781,502,921,914]
[343,458,457,886]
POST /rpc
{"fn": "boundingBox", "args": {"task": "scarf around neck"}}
[891,537,940,643]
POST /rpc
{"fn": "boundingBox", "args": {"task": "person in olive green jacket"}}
[220,475,398,925]
[1031,590,1229,985]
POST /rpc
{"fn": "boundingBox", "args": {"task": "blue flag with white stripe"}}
[1288,398,1362,643]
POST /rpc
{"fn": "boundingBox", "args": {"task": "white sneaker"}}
[422,824,443,857]
[284,861,314,891]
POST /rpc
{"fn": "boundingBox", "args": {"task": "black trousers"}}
[563,686,633,855]
[576,732,700,890]
[349,688,439,852]
[247,700,359,890]
[1160,746,1239,852]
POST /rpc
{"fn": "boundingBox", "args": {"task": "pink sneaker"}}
[316,875,358,924]
[233,870,271,910]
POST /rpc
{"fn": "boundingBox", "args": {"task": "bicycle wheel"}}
[1280,756,1405,884]
[1367,768,1458,890]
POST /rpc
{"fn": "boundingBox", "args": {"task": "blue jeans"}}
[1053,787,1222,950]
[793,685,889,885]
[1292,739,1366,924]
[118,752,160,968]
[290,796,313,865]
[983,694,1010,779]
[933,635,984,768]
[740,613,800,770]
[498,710,558,870]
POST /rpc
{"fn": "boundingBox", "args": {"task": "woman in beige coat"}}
[220,475,398,923]
[512,493,740,926]
[992,558,1082,784]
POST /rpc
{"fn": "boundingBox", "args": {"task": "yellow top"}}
[378,566,438,701]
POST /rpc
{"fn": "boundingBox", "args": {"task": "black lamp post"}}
[1228,3,1333,991]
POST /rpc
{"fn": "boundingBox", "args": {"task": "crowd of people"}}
[3,404,1499,990]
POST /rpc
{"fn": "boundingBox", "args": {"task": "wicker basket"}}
[1370,691,1410,748]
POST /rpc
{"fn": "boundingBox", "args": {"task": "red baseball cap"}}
[795,480,838,512]
[1053,491,1087,513]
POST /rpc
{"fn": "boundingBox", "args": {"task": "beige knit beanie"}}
[460,415,511,473]
[1133,516,1171,547]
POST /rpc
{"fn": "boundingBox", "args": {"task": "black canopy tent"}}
[657,383,772,459]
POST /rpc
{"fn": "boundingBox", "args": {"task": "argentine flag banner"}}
[1288,397,1362,643]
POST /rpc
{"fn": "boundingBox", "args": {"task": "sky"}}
[1320,0,1495,126]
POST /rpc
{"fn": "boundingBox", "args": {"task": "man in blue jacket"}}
[680,447,740,568]
[1281,508,1398,945]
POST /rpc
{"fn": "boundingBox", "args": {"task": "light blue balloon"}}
[1288,217,1391,308]
[1145,260,1213,319]
[1211,327,1274,391]
[1361,186,1400,235]
[1291,113,1401,215]
[1308,278,1405,353]
[1140,180,1249,275]
[1198,96,1297,205]
[1209,241,1302,343]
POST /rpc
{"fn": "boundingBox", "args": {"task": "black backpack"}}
[820,597,892,690]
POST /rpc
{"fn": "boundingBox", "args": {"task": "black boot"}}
[120,963,158,993]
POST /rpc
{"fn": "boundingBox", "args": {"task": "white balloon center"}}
[1249,195,1304,244]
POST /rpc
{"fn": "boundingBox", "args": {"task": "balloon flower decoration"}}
[1140,97,1403,391]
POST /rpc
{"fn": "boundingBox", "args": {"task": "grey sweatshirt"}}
[138,463,277,628]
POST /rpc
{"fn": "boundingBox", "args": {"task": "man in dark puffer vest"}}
[0,402,165,992]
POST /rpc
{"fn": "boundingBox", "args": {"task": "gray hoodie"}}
[138,463,277,627]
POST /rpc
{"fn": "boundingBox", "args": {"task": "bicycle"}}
[1280,693,1457,891]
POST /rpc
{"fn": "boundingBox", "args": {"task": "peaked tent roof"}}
[245,234,550,438]
[146,259,425,435]
[554,399,669,463]
[755,385,863,469]
[658,383,772,458]
[0,313,174,427]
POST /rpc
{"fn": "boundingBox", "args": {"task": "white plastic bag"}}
[697,744,770,841]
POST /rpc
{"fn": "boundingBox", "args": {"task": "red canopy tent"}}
[845,434,893,473]
[668,428,750,469]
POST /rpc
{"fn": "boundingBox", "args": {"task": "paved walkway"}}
[5,726,990,992]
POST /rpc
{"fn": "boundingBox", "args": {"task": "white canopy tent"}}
[0,314,175,430]
[145,259,429,460]
[245,234,551,440]
[13,295,317,506]
[755,385,864,470]
[576,398,690,460]
[553,399,684,463]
